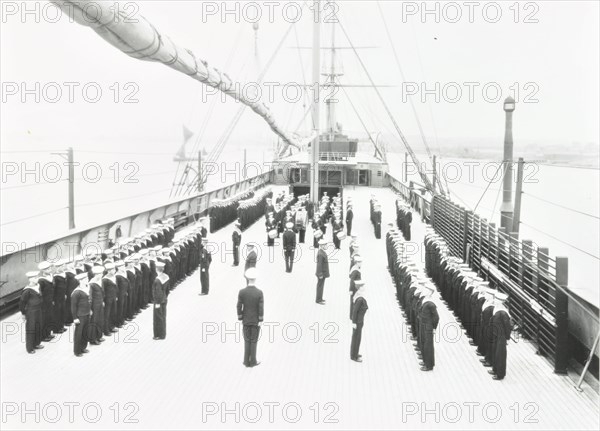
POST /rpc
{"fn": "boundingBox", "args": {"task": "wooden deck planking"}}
[1,186,598,430]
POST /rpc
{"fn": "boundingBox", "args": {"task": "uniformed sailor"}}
[88,266,105,345]
[115,261,129,328]
[232,223,242,266]
[419,284,439,371]
[71,273,91,357]
[346,203,354,236]
[199,238,212,295]
[282,222,297,273]
[153,261,169,340]
[351,280,368,362]
[490,292,513,380]
[315,240,330,305]
[37,261,56,341]
[20,271,43,354]
[102,262,118,336]
[237,268,264,367]
[245,243,258,271]
[349,256,362,319]
[52,259,68,334]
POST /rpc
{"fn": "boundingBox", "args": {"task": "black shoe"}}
[488,370,496,375]
[469,341,476,346]
[420,366,433,371]
[75,353,83,357]
[249,362,261,367]
[351,357,363,363]
[492,375,503,381]
[243,362,250,367]
[199,293,208,296]
[90,341,100,345]
[34,345,44,350]
[481,361,492,367]
[476,352,483,356]
[82,349,89,354]
[316,300,326,305]
[153,337,161,340]
[28,350,36,354]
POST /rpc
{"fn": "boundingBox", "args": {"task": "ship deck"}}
[1,186,598,430]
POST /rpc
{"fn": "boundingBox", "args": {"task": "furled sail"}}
[50,0,301,151]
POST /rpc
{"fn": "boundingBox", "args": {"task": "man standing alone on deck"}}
[232,223,242,266]
[490,292,512,380]
[282,222,297,273]
[351,280,368,362]
[199,238,212,296]
[315,240,330,305]
[237,268,264,367]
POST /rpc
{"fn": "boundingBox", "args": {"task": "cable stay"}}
[337,19,435,194]
[376,1,445,195]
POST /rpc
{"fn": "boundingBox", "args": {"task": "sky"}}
[1,0,599,155]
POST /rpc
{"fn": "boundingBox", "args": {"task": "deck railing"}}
[385,171,595,375]
[0,170,274,317]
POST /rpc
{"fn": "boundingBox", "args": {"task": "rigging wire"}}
[1,207,68,226]
[337,18,435,193]
[78,187,172,208]
[473,161,504,213]
[376,1,444,194]
[522,192,600,220]
[519,221,600,261]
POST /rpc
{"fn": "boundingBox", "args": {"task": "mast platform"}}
[1,187,598,429]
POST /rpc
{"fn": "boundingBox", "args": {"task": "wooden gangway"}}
[1,187,598,430]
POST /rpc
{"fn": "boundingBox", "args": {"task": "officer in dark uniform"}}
[115,261,129,328]
[282,222,297,273]
[351,280,368,362]
[346,203,354,236]
[315,240,329,305]
[237,268,264,367]
[490,292,513,380]
[419,285,439,371]
[245,243,257,271]
[199,238,212,295]
[232,223,242,266]
[20,271,44,354]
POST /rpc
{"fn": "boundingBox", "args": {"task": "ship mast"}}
[310,0,321,205]
[324,22,342,140]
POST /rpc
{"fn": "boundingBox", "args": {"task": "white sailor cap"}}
[494,291,509,301]
[152,245,162,252]
[104,262,115,270]
[286,222,294,229]
[115,260,125,268]
[318,239,328,246]
[244,268,258,279]
[38,261,51,270]
[155,261,165,269]
[74,254,84,262]
[26,270,39,278]
[75,272,89,281]
[92,266,105,275]
[56,258,68,267]
[139,248,149,255]
[353,255,363,262]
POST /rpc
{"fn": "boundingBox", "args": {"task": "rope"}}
[523,192,600,220]
[473,162,504,212]
[519,221,600,261]
[1,207,67,226]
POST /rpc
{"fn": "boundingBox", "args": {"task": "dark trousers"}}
[104,298,116,335]
[117,294,126,326]
[25,309,42,352]
[374,223,381,239]
[65,295,73,324]
[349,292,355,319]
[153,303,167,339]
[333,234,340,249]
[316,278,325,302]
[421,329,435,369]
[243,325,260,365]
[54,297,65,330]
[346,222,352,236]
[351,323,363,359]
[493,339,508,379]
[284,250,295,272]
[233,245,239,266]
[90,303,104,342]
[74,315,89,355]
[41,301,54,338]
[299,229,305,243]
[200,269,210,294]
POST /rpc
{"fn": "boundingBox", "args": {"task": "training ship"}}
[1,1,598,429]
